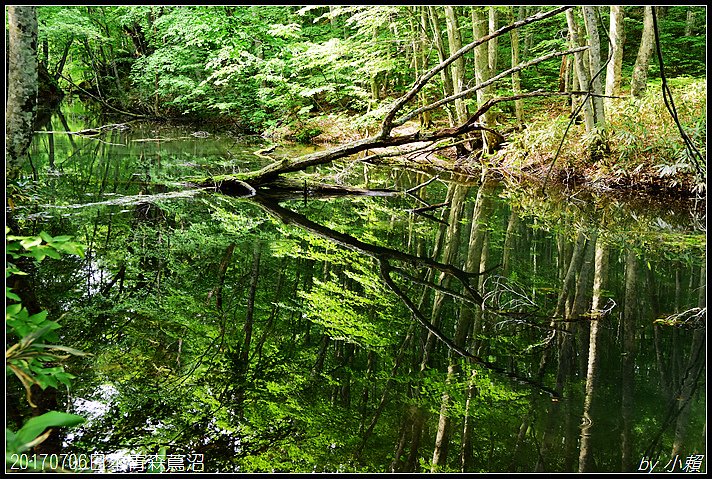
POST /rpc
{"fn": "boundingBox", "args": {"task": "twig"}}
[406,201,448,214]
[405,175,439,194]
[542,8,613,195]
[396,45,589,127]
[651,8,705,180]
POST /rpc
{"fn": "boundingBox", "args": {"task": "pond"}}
[8,99,706,473]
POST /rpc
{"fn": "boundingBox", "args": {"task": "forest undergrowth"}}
[281,77,706,200]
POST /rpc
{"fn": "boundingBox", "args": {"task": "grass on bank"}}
[268,77,705,196]
[500,77,706,195]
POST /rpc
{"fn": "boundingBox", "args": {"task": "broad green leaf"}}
[6,303,23,317]
[6,288,22,302]
[9,411,86,454]
[21,236,42,249]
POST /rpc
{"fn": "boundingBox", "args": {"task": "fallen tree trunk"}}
[193,89,602,192]
[192,7,576,192]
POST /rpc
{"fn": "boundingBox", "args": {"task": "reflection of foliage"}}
[15,97,707,471]
[302,274,390,347]
[502,179,705,266]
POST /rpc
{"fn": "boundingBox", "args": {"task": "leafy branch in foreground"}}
[5,226,90,461]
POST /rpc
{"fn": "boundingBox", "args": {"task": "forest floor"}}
[277,84,705,202]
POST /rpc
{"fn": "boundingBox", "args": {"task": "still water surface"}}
[14,100,706,472]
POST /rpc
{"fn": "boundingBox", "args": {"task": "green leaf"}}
[6,303,23,317]
[20,236,42,249]
[9,411,86,454]
[29,248,46,262]
[6,288,22,302]
[52,241,85,257]
[39,231,54,243]
[50,235,73,243]
[28,310,49,325]
[19,321,59,347]
[42,246,63,260]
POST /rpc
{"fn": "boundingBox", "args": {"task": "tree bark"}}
[444,7,468,126]
[565,10,595,132]
[472,7,499,153]
[630,7,656,99]
[508,7,525,130]
[414,7,433,129]
[605,6,626,113]
[581,6,605,124]
[6,6,39,176]
[428,6,456,126]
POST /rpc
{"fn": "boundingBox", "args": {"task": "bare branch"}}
[378,6,573,136]
[395,46,589,127]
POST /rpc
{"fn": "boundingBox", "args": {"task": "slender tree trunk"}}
[501,207,522,278]
[370,25,380,107]
[565,10,595,132]
[211,241,235,312]
[571,229,597,319]
[605,6,626,113]
[461,180,495,470]
[555,229,587,319]
[578,240,608,472]
[423,184,470,369]
[356,324,413,456]
[53,37,73,81]
[240,241,262,367]
[488,8,499,73]
[581,6,605,124]
[428,6,457,126]
[433,180,494,472]
[472,7,499,153]
[522,6,539,60]
[670,265,705,460]
[684,9,696,36]
[508,7,525,129]
[444,7,468,126]
[6,6,39,176]
[416,7,433,129]
[630,6,656,99]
